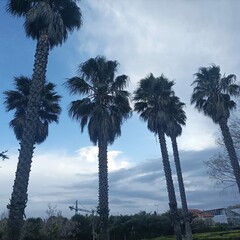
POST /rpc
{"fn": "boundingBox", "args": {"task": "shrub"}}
[20,217,46,240]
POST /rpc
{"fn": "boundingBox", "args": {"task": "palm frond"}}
[6,0,30,16]
[0,150,9,160]
[111,75,129,91]
[68,98,93,121]
[55,0,82,31]
[65,77,93,95]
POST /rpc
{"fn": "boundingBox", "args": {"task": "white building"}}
[203,208,240,226]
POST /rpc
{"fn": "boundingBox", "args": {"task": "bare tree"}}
[205,152,236,188]
[205,116,240,190]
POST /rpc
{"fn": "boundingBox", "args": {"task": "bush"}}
[20,218,46,240]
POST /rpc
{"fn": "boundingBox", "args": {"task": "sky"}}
[1,0,240,219]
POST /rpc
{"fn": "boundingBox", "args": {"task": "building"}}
[190,207,240,226]
[190,209,214,225]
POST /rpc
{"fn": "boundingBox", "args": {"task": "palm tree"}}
[165,99,193,240]
[191,64,240,194]
[4,76,61,239]
[4,76,61,143]
[6,1,82,238]
[133,73,182,240]
[65,56,132,240]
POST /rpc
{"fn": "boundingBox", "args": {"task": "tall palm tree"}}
[4,76,61,143]
[165,99,193,240]
[4,76,61,239]
[191,64,240,194]
[133,73,182,240]
[6,1,82,238]
[65,56,132,240]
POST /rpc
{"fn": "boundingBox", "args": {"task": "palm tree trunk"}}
[158,129,182,240]
[219,117,240,194]
[7,31,50,240]
[171,136,192,240]
[98,135,109,240]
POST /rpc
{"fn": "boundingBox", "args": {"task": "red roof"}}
[189,209,213,218]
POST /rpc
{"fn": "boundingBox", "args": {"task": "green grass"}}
[193,229,240,240]
[145,229,240,240]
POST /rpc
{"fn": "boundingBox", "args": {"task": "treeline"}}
[0,210,233,240]
[0,211,172,240]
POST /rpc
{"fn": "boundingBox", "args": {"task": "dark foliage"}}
[0,151,8,161]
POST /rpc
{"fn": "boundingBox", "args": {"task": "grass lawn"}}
[145,229,240,240]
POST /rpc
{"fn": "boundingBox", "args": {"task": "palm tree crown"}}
[191,64,239,123]
[165,98,186,138]
[4,76,61,144]
[7,0,82,48]
[65,56,132,145]
[134,73,176,132]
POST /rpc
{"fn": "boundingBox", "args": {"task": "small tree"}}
[71,214,92,240]
[20,218,45,240]
[45,206,73,240]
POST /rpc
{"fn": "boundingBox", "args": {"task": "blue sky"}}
[1,0,240,218]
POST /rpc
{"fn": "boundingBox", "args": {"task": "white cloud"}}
[76,146,97,163]
[31,146,130,177]
[0,146,131,217]
[1,148,239,218]
[178,107,218,151]
[74,146,130,171]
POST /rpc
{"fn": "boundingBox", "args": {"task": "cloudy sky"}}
[1,0,240,218]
